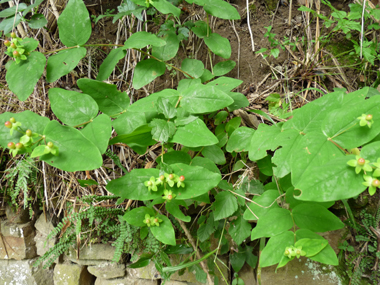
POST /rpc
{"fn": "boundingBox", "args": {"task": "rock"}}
[0,220,36,260]
[6,204,30,224]
[95,276,158,285]
[35,212,56,236]
[88,263,125,279]
[67,244,116,261]
[165,281,188,285]
[237,263,257,285]
[126,260,161,280]
[54,263,95,285]
[261,257,342,284]
[0,258,54,285]
[35,231,56,256]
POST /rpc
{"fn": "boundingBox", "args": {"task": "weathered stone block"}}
[0,258,54,285]
[35,212,56,236]
[35,231,56,257]
[88,262,125,279]
[95,276,158,285]
[126,260,161,280]
[6,204,30,224]
[237,263,256,285]
[67,244,116,261]
[0,221,36,260]
[54,263,95,285]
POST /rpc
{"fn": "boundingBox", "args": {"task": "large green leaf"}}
[166,200,190,222]
[181,58,204,79]
[96,47,126,81]
[133,59,166,89]
[77,78,129,116]
[288,132,344,185]
[123,207,155,227]
[0,3,28,17]
[213,191,238,220]
[0,15,22,34]
[322,96,380,149]
[170,163,221,200]
[124,31,166,49]
[0,111,49,148]
[57,0,91,47]
[294,156,367,202]
[150,215,176,245]
[28,14,47,29]
[243,190,280,221]
[229,216,252,245]
[293,203,344,232]
[260,231,294,267]
[191,157,220,174]
[213,60,236,76]
[226,92,249,111]
[112,111,147,135]
[203,0,240,20]
[41,121,102,171]
[106,168,162,201]
[206,77,243,92]
[180,85,233,114]
[152,31,180,61]
[81,114,112,154]
[149,119,176,142]
[151,0,181,18]
[171,118,218,147]
[250,208,293,240]
[204,33,231,59]
[6,52,45,101]
[161,151,191,165]
[361,141,380,162]
[128,89,179,113]
[295,238,328,257]
[109,125,156,151]
[49,88,98,126]
[202,144,225,165]
[191,20,209,38]
[226,127,255,153]
[249,124,282,161]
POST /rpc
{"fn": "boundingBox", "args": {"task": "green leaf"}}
[161,151,191,165]
[152,31,179,61]
[41,121,102,171]
[292,203,344,232]
[96,48,127,81]
[286,188,334,210]
[229,216,252,245]
[107,168,162,201]
[322,96,380,149]
[361,141,380,162]
[181,58,204,78]
[150,214,176,245]
[202,144,225,165]
[31,145,47,158]
[295,229,338,265]
[151,0,181,18]
[213,60,236,76]
[251,208,293,240]
[0,15,22,34]
[171,118,218,147]
[166,200,191,222]
[180,85,233,114]
[133,59,166,89]
[0,3,28,17]
[200,69,214,83]
[244,246,258,268]
[124,31,166,48]
[213,191,238,220]
[77,78,129,116]
[204,33,231,59]
[19,38,39,53]
[257,155,274,176]
[81,114,112,154]
[46,47,87,82]
[226,117,241,136]
[289,132,344,185]
[22,0,44,16]
[203,0,240,20]
[191,20,209,38]
[260,231,294,267]
[197,213,218,242]
[77,179,98,187]
[156,97,177,119]
[129,89,179,113]
[226,127,255,153]
[207,76,243,92]
[6,52,45,101]
[294,156,367,202]
[57,0,91,47]
[149,119,176,142]
[249,124,282,161]
[112,111,146,135]
[109,125,156,150]
[295,238,328,257]
[230,251,246,273]
[170,163,221,200]
[123,206,155,227]
[0,111,50,148]
[48,88,98,126]
[191,156,220,174]
[28,13,47,29]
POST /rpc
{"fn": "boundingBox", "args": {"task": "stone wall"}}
[0,206,344,285]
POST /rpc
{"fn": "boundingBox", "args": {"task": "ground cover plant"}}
[1,0,380,284]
